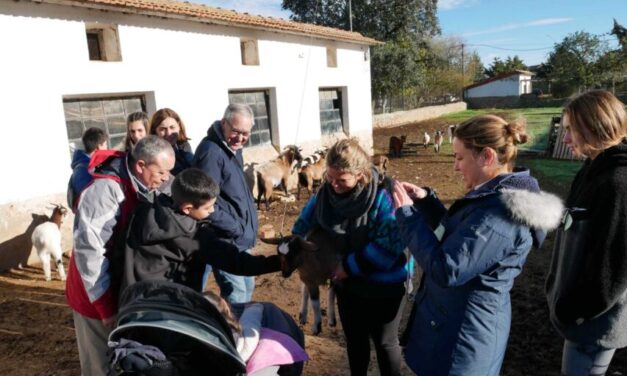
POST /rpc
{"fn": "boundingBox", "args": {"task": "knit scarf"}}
[314,168,379,252]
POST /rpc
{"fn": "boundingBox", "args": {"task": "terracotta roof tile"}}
[42,0,380,45]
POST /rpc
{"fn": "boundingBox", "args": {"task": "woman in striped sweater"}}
[292,138,408,376]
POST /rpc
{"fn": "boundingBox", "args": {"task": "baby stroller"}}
[109,280,305,376]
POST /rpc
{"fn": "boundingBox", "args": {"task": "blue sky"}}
[197,0,625,66]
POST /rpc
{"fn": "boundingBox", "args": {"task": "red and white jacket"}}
[65,150,139,320]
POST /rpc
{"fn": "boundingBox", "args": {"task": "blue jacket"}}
[192,121,258,251]
[67,149,93,211]
[396,170,563,376]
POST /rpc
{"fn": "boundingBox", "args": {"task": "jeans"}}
[201,249,255,304]
[562,339,616,376]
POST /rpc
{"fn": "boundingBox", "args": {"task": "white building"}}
[0,0,378,270]
[464,70,534,98]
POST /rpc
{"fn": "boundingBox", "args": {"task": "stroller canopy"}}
[110,280,246,375]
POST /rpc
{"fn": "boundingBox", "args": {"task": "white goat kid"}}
[422,132,431,149]
[31,204,68,281]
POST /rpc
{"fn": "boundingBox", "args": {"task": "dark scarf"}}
[314,168,379,252]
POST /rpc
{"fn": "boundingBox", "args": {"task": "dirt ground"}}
[1,118,626,375]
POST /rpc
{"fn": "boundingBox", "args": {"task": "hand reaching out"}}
[392,181,427,209]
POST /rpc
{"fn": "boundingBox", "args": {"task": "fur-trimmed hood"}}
[501,189,563,231]
[466,168,565,248]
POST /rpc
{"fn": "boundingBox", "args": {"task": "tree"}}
[282,0,440,41]
[484,56,527,77]
[546,31,609,94]
[283,0,441,104]
[417,37,484,99]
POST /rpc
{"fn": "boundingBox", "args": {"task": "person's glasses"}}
[225,120,251,138]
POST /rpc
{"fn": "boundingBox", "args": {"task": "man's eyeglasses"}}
[225,120,252,138]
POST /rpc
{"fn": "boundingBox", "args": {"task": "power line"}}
[466,43,553,52]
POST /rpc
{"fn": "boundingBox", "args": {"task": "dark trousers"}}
[336,286,405,376]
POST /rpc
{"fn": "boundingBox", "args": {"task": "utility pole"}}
[348,0,353,31]
[461,43,465,98]
[461,43,465,81]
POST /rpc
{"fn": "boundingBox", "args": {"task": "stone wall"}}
[372,102,467,129]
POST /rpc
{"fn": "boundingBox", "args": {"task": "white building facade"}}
[464,70,534,98]
[0,0,378,269]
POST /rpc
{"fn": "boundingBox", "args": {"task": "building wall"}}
[0,2,374,270]
[466,74,531,98]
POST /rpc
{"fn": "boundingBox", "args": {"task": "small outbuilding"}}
[463,70,535,108]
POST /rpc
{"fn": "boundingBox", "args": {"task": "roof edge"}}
[32,0,383,46]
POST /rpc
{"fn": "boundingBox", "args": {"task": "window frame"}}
[228,89,273,148]
[63,95,146,156]
[318,87,346,135]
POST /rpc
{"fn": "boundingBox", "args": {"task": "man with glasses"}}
[193,104,258,304]
[66,136,175,375]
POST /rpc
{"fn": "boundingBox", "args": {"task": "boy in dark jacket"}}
[121,168,281,295]
[67,127,108,212]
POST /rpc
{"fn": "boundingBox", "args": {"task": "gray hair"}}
[132,135,174,164]
[223,103,255,125]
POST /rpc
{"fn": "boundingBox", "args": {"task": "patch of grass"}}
[440,107,562,152]
[521,156,583,198]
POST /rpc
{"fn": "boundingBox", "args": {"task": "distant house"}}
[0,0,379,270]
[464,70,535,99]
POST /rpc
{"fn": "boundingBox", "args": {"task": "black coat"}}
[121,194,279,295]
[546,141,627,347]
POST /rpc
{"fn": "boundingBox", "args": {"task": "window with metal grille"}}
[319,88,344,135]
[228,90,272,148]
[63,96,145,157]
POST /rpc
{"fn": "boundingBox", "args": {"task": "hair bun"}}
[505,119,528,145]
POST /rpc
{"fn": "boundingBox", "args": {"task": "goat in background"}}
[31,204,68,281]
[256,145,303,210]
[422,132,431,149]
[448,124,456,144]
[433,130,444,153]
[388,135,406,158]
[372,154,389,176]
[297,149,327,200]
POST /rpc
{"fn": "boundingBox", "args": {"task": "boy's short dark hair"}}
[83,127,108,154]
[171,168,219,208]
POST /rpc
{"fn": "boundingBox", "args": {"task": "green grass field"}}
[439,107,562,152]
[436,106,581,196]
[520,157,583,197]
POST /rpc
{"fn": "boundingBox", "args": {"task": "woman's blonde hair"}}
[326,138,372,185]
[203,290,241,333]
[563,90,627,155]
[454,114,528,167]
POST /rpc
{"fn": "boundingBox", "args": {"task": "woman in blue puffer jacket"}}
[393,115,564,376]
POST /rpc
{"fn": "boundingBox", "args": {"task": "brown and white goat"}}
[262,228,338,335]
[388,135,406,158]
[256,145,303,210]
[31,204,68,281]
[433,130,444,153]
[371,154,390,176]
[297,151,327,200]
